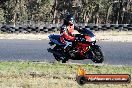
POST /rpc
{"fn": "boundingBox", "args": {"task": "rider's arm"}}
[74,26,82,32]
[60,26,75,41]
[63,31,75,41]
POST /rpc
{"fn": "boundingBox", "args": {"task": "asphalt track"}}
[0,39,132,66]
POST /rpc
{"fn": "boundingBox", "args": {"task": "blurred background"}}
[0,0,131,33]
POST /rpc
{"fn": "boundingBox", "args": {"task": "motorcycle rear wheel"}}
[53,46,68,63]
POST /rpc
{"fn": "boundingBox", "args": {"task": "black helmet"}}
[64,14,74,25]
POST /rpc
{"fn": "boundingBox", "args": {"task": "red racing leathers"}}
[60,24,77,44]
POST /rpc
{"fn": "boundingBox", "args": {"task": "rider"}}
[60,14,80,50]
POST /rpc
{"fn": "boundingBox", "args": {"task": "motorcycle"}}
[47,28,104,63]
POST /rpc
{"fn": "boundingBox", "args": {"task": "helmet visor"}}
[69,17,74,22]
[68,17,74,24]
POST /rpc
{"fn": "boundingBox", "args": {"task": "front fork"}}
[86,44,101,59]
[79,45,91,57]
[84,44,96,59]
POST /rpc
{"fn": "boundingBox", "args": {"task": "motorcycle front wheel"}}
[91,45,104,63]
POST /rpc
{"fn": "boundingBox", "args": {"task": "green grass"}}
[0,61,132,88]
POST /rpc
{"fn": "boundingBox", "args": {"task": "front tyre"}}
[91,45,104,63]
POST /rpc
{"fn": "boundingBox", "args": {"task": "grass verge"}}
[0,61,132,88]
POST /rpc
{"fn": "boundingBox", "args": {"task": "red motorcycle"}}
[47,28,104,63]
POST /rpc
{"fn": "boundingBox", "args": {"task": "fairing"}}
[48,34,65,45]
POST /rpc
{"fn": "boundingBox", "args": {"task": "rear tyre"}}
[91,45,104,63]
[53,46,69,63]
[62,59,66,63]
[62,58,69,63]
[53,46,62,61]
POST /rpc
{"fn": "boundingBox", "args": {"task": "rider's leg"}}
[64,41,72,49]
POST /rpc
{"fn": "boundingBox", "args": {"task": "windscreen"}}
[81,28,95,37]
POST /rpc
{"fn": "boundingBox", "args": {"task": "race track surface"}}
[0,39,132,66]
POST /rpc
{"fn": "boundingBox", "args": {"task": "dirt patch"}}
[0,34,49,40]
[0,31,132,42]
[95,31,132,42]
